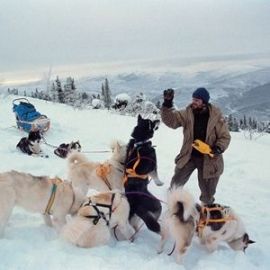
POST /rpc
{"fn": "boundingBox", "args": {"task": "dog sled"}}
[12,98,50,133]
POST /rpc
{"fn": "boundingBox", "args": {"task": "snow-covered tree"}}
[112,93,131,110]
[55,76,64,103]
[102,78,112,109]
[227,114,239,132]
[64,77,76,105]
[92,98,103,109]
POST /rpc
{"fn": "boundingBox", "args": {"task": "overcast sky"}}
[1,0,270,75]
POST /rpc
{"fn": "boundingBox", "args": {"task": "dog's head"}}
[69,141,82,152]
[131,114,160,141]
[110,140,127,164]
[28,130,42,143]
[228,233,255,252]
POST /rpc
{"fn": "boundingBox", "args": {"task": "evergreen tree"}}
[232,117,239,132]
[241,115,247,130]
[55,76,64,103]
[103,78,112,109]
[64,77,76,105]
[50,82,57,101]
[101,83,105,97]
[227,114,233,131]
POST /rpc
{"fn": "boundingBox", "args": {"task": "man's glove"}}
[163,88,174,108]
[211,145,223,156]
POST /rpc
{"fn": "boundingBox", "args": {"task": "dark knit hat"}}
[192,87,210,104]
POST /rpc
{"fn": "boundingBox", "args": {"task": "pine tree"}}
[64,77,76,105]
[55,76,64,103]
[101,83,105,97]
[50,82,57,101]
[232,117,239,132]
[227,114,234,131]
[103,78,112,109]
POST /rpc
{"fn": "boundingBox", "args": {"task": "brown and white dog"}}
[158,186,255,263]
[0,170,85,236]
[60,191,135,248]
[67,140,127,195]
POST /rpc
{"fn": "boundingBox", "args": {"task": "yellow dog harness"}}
[123,152,148,184]
[96,162,113,190]
[197,205,235,237]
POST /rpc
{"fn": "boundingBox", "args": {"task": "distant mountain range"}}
[77,64,270,121]
[2,54,270,121]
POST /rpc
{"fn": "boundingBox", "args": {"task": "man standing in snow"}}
[161,88,231,204]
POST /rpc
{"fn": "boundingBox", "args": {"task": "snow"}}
[0,95,269,270]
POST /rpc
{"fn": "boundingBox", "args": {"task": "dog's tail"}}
[67,152,88,167]
[167,186,197,222]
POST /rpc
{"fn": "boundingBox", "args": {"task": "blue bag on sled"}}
[12,98,50,133]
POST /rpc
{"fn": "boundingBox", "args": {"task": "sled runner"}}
[12,98,50,133]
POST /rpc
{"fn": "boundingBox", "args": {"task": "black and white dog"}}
[124,114,163,235]
[16,130,47,157]
[54,141,81,158]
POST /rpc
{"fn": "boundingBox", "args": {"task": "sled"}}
[12,98,50,133]
[192,139,214,157]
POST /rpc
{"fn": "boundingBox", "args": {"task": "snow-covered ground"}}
[0,95,269,270]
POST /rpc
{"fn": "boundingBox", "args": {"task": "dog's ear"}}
[152,119,160,130]
[137,114,143,123]
[110,140,120,152]
[244,233,255,245]
[116,141,121,153]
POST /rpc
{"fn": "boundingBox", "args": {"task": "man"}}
[161,87,231,204]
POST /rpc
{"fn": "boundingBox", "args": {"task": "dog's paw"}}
[129,235,135,243]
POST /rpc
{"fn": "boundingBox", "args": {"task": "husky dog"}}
[159,186,255,263]
[54,141,81,158]
[67,140,127,195]
[0,170,85,236]
[158,187,198,263]
[16,130,47,157]
[61,191,135,248]
[124,114,162,235]
[197,203,255,252]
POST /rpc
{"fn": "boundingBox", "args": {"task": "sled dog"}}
[0,170,85,236]
[158,187,198,263]
[16,130,47,157]
[158,186,255,263]
[54,141,81,158]
[61,191,135,248]
[124,114,162,235]
[67,140,127,195]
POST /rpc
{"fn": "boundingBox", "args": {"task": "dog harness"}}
[197,204,235,237]
[44,177,63,215]
[84,193,116,226]
[96,162,113,190]
[123,151,149,184]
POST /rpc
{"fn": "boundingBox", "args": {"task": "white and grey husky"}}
[158,186,255,263]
